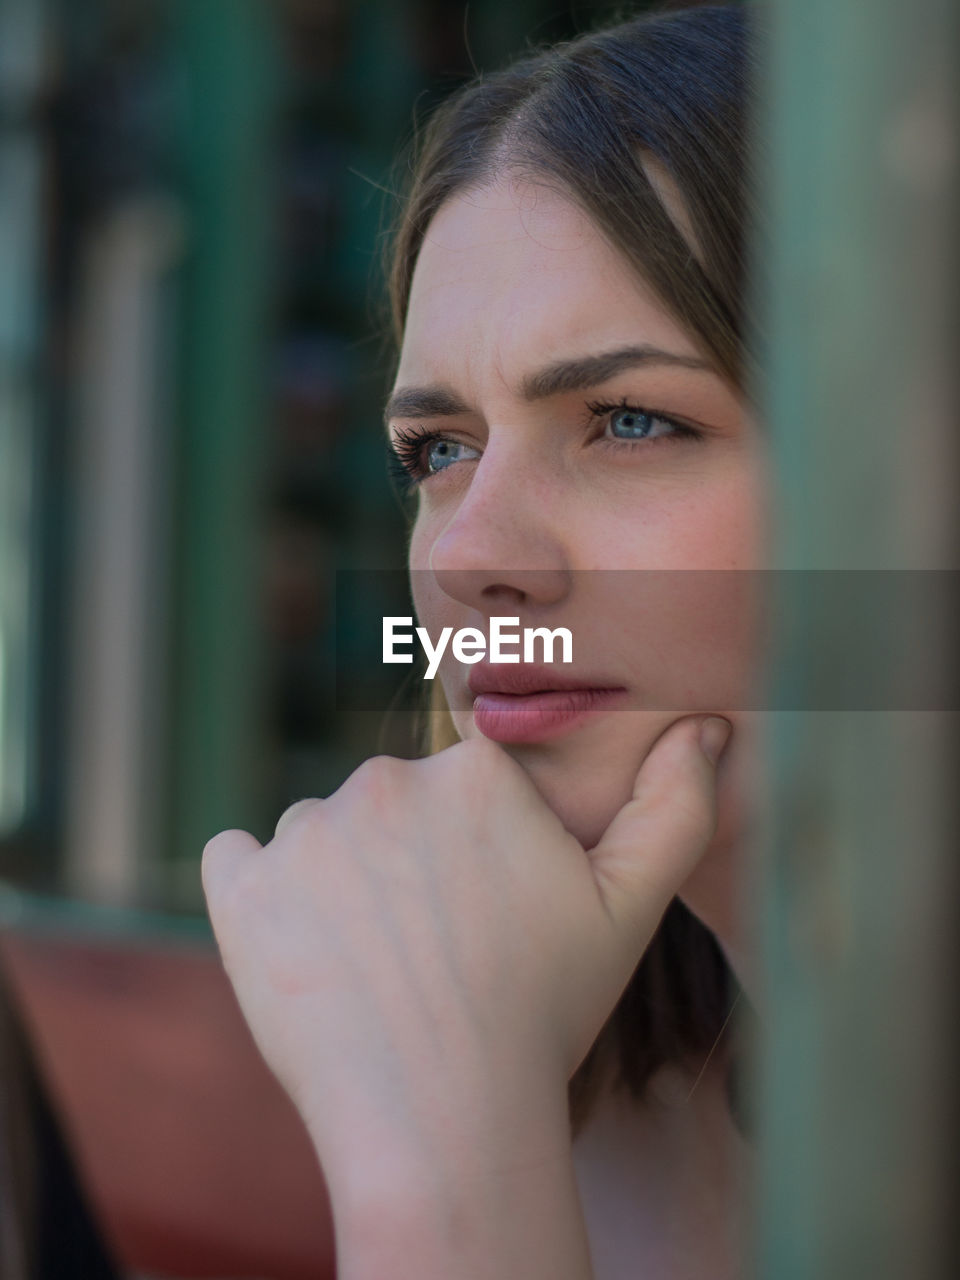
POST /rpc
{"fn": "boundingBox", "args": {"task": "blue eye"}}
[586,398,702,446]
[386,425,480,497]
[426,438,475,471]
[609,406,661,439]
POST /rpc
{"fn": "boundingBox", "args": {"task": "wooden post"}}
[751,0,959,1276]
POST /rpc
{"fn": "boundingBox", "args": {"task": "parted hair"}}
[382,3,756,1140]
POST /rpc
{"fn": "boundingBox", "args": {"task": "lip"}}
[467,664,628,743]
[467,664,623,698]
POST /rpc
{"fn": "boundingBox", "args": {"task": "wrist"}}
[314,1059,571,1207]
[328,1132,593,1280]
[310,1070,593,1280]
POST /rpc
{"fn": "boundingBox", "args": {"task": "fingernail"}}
[699,716,732,765]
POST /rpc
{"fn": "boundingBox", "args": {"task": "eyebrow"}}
[384,344,715,426]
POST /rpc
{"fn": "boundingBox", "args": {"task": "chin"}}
[450,705,667,848]
[497,737,643,850]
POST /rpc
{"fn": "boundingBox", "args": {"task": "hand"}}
[201,714,731,1189]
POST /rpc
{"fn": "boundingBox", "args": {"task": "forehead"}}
[396,175,701,390]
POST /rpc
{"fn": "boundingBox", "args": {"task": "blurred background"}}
[0,0,642,919]
[0,1,647,1276]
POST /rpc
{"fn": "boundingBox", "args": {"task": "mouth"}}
[467,665,629,743]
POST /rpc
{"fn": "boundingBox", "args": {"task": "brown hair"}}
[383,3,756,1140]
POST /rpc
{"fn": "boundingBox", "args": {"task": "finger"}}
[274,797,322,841]
[589,715,732,942]
[201,828,263,900]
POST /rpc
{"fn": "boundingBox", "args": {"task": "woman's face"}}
[387,174,769,905]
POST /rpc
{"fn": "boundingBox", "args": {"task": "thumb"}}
[587,715,732,945]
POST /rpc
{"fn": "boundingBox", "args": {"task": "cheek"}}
[570,480,766,708]
[586,472,764,572]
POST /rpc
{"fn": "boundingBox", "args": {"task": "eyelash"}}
[385,398,703,498]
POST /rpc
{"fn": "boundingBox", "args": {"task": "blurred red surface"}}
[0,928,336,1278]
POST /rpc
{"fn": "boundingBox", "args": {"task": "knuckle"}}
[203,848,259,921]
[425,737,534,819]
[351,753,404,784]
[202,828,236,860]
[452,735,507,775]
[274,797,321,841]
[446,736,530,802]
[350,747,407,788]
[344,753,409,815]
[201,829,245,890]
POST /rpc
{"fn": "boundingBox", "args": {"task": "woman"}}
[204,5,767,1276]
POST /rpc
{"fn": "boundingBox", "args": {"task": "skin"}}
[202,169,770,1278]
[396,172,770,1000]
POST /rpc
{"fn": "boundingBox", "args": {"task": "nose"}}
[426,441,571,613]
